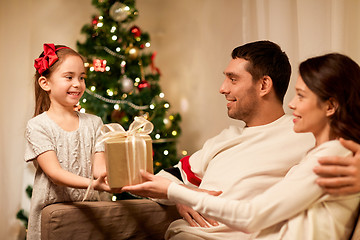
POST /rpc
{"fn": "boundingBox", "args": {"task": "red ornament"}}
[130,25,141,38]
[92,16,99,25]
[138,80,150,90]
[93,59,107,72]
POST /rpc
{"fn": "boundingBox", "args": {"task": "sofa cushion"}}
[41,199,180,240]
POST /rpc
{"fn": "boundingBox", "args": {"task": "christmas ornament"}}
[119,75,134,93]
[126,46,139,60]
[138,80,150,90]
[130,25,141,37]
[109,2,130,22]
[93,59,107,72]
[92,16,99,25]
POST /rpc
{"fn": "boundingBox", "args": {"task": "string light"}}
[97,22,103,27]
[84,62,89,67]
[169,115,174,120]
[112,35,118,41]
[172,130,177,136]
[145,42,150,47]
[155,134,161,139]
[80,108,86,113]
[182,150,188,156]
[105,66,110,71]
[90,66,94,72]
[159,92,165,98]
[135,77,141,83]
[82,98,87,103]
[112,195,117,201]
[164,103,170,108]
[90,86,96,91]
[129,48,136,55]
[107,89,114,96]
[150,104,155,109]
[163,150,169,155]
[116,47,121,52]
[114,104,120,110]
[85,89,149,110]
[111,26,116,33]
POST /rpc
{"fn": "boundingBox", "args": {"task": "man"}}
[150,40,316,239]
[124,40,360,239]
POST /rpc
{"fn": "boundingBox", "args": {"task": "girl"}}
[25,43,111,240]
[122,53,360,239]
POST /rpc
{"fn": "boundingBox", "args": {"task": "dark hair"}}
[231,40,291,103]
[33,45,84,116]
[299,53,360,143]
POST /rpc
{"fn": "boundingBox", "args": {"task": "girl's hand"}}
[121,170,171,199]
[93,172,111,192]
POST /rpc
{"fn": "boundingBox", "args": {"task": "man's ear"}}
[38,76,50,91]
[259,76,273,97]
[326,98,338,117]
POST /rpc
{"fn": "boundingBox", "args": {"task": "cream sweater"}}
[168,140,360,239]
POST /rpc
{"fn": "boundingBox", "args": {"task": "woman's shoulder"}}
[310,140,351,158]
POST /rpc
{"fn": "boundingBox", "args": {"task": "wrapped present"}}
[99,117,154,188]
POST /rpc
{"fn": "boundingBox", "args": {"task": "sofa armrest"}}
[41,199,180,240]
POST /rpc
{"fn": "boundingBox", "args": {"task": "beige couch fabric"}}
[41,199,180,240]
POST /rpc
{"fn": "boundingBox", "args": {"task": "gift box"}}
[100,117,154,188]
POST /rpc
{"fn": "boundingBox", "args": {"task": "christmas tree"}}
[76,0,182,174]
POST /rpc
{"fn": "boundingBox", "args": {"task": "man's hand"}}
[177,187,222,227]
[121,170,171,199]
[314,138,360,194]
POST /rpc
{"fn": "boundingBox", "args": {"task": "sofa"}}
[41,199,180,240]
[41,199,360,240]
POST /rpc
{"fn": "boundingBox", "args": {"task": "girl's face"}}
[288,76,331,145]
[46,55,86,110]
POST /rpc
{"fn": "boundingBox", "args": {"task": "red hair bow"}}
[34,43,68,75]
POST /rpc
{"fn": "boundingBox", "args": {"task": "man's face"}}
[219,58,260,123]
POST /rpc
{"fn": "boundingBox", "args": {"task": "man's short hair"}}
[232,41,291,103]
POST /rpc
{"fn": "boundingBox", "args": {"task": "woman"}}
[123,53,360,239]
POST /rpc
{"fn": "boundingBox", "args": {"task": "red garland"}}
[150,52,161,75]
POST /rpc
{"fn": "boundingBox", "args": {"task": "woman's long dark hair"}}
[299,53,360,143]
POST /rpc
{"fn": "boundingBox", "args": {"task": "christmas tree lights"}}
[77,0,182,173]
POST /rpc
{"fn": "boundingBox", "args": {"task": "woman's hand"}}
[121,170,171,199]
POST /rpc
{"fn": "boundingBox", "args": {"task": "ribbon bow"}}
[98,116,153,143]
[34,43,69,75]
